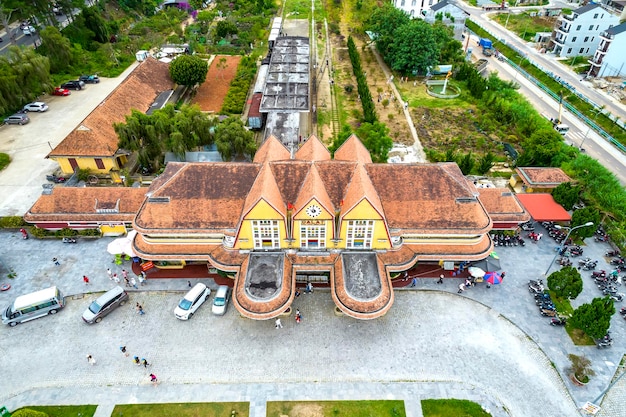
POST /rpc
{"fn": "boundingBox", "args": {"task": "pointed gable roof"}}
[341,163,384,218]
[333,134,372,163]
[294,164,334,216]
[242,163,286,217]
[269,160,312,208]
[315,160,358,208]
[253,135,291,163]
[295,135,331,161]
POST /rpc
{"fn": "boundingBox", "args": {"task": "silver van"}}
[211,285,230,316]
[82,286,129,324]
[2,286,65,327]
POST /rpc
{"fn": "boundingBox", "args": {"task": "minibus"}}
[2,286,65,327]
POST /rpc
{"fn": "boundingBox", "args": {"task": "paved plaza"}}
[0,227,625,416]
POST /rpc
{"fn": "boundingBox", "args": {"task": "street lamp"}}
[544,222,594,277]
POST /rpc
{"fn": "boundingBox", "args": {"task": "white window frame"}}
[252,220,280,249]
[300,224,326,249]
[346,220,374,249]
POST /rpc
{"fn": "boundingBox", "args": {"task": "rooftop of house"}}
[47,58,173,158]
[515,167,572,187]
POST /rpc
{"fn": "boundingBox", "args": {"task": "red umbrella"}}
[484,271,503,285]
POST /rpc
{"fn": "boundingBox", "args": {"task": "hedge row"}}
[347,36,377,123]
[220,56,258,115]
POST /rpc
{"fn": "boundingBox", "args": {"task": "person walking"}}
[410,277,417,287]
[458,283,465,293]
[136,303,145,315]
[130,276,138,289]
[113,274,120,284]
[86,354,96,365]
[275,318,283,329]
[106,268,113,280]
[187,280,192,288]
[295,309,302,324]
[137,273,146,286]
[124,276,131,287]
[52,257,60,266]
[142,358,150,368]
[121,269,128,280]
[437,274,444,284]
[83,275,90,285]
[305,282,313,294]
[133,356,141,365]
[120,346,129,357]
[149,373,158,386]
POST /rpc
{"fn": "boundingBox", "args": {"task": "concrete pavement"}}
[1,227,626,416]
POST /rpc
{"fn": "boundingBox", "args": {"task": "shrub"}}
[0,216,26,228]
[30,227,53,238]
[220,56,257,114]
[55,228,78,237]
[11,408,48,417]
[78,229,102,237]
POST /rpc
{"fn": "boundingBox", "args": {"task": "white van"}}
[554,124,570,136]
[212,285,230,316]
[174,283,211,320]
[2,286,65,327]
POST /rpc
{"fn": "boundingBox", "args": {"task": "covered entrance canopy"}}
[516,193,571,222]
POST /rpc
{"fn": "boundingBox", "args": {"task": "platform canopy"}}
[516,193,571,222]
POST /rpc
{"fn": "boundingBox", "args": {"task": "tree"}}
[169,55,208,87]
[387,21,439,75]
[569,297,614,339]
[516,127,564,167]
[38,26,73,73]
[457,151,475,175]
[571,207,601,239]
[366,3,410,56]
[477,152,495,175]
[215,116,257,161]
[552,182,580,211]
[115,109,165,170]
[547,266,583,299]
[355,121,393,163]
[82,6,109,43]
[215,20,238,39]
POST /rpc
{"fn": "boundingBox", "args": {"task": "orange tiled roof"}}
[476,187,530,224]
[269,161,312,208]
[293,163,334,218]
[515,167,571,188]
[241,164,286,218]
[48,58,173,158]
[24,187,146,223]
[366,163,492,233]
[334,134,373,163]
[341,163,385,219]
[295,135,330,161]
[315,161,357,208]
[253,135,291,163]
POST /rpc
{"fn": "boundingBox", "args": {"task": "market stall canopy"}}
[516,193,571,222]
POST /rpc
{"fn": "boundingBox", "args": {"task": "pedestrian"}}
[120,346,129,357]
[437,274,444,284]
[295,289,301,298]
[113,273,120,284]
[305,282,313,294]
[52,257,60,266]
[133,356,141,365]
[137,273,146,286]
[141,358,150,368]
[410,277,417,287]
[187,280,192,288]
[140,270,147,285]
[275,318,283,329]
[106,268,113,280]
[124,276,131,287]
[121,269,128,280]
[458,283,465,293]
[136,302,145,315]
[465,278,472,288]
[83,275,90,285]
[150,373,158,386]
[130,276,138,289]
[87,354,96,365]
[295,309,302,324]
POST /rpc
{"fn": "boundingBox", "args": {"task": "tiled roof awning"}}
[516,193,571,222]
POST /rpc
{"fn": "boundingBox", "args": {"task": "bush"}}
[220,56,257,114]
[0,152,9,171]
[11,408,49,417]
[0,216,26,228]
[78,228,102,237]
[30,227,53,238]
[54,228,78,237]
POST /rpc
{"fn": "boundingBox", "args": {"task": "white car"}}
[23,102,48,112]
[211,285,230,316]
[22,26,36,36]
[174,283,211,320]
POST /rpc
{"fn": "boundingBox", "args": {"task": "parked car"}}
[22,26,36,36]
[19,21,30,30]
[23,102,48,112]
[82,286,128,324]
[174,283,211,320]
[52,87,71,96]
[79,75,100,84]
[3,113,30,125]
[60,80,85,90]
[211,285,230,316]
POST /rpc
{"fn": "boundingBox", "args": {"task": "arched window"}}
[401,0,405,6]
[412,0,416,5]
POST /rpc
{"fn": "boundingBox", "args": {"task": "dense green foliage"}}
[169,55,209,87]
[0,216,26,228]
[570,297,615,340]
[220,56,257,114]
[329,123,393,163]
[571,207,601,239]
[347,36,376,123]
[11,409,48,417]
[215,116,257,161]
[115,104,216,169]
[547,266,583,299]
[0,153,9,171]
[552,182,580,211]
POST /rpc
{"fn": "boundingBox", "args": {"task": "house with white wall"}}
[588,21,626,77]
[394,0,440,18]
[550,3,620,58]
[424,0,469,40]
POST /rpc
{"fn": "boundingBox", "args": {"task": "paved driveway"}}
[6,227,626,416]
[0,64,138,216]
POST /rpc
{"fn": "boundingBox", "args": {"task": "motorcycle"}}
[540,308,557,317]
[610,257,625,266]
[550,316,567,326]
[606,250,620,257]
[520,222,535,231]
[19,228,28,239]
[62,237,77,243]
[597,340,613,348]
[595,233,610,242]
[609,293,624,302]
[46,174,66,183]
[619,307,626,315]
[581,261,598,271]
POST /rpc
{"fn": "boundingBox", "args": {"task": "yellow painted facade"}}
[339,199,391,250]
[293,200,334,249]
[51,156,125,176]
[236,199,287,250]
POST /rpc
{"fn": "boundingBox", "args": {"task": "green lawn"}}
[267,400,405,417]
[422,399,492,417]
[113,402,249,417]
[0,153,10,171]
[15,405,97,417]
[492,12,553,41]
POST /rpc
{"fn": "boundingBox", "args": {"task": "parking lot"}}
[0,63,138,216]
[1,227,626,416]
